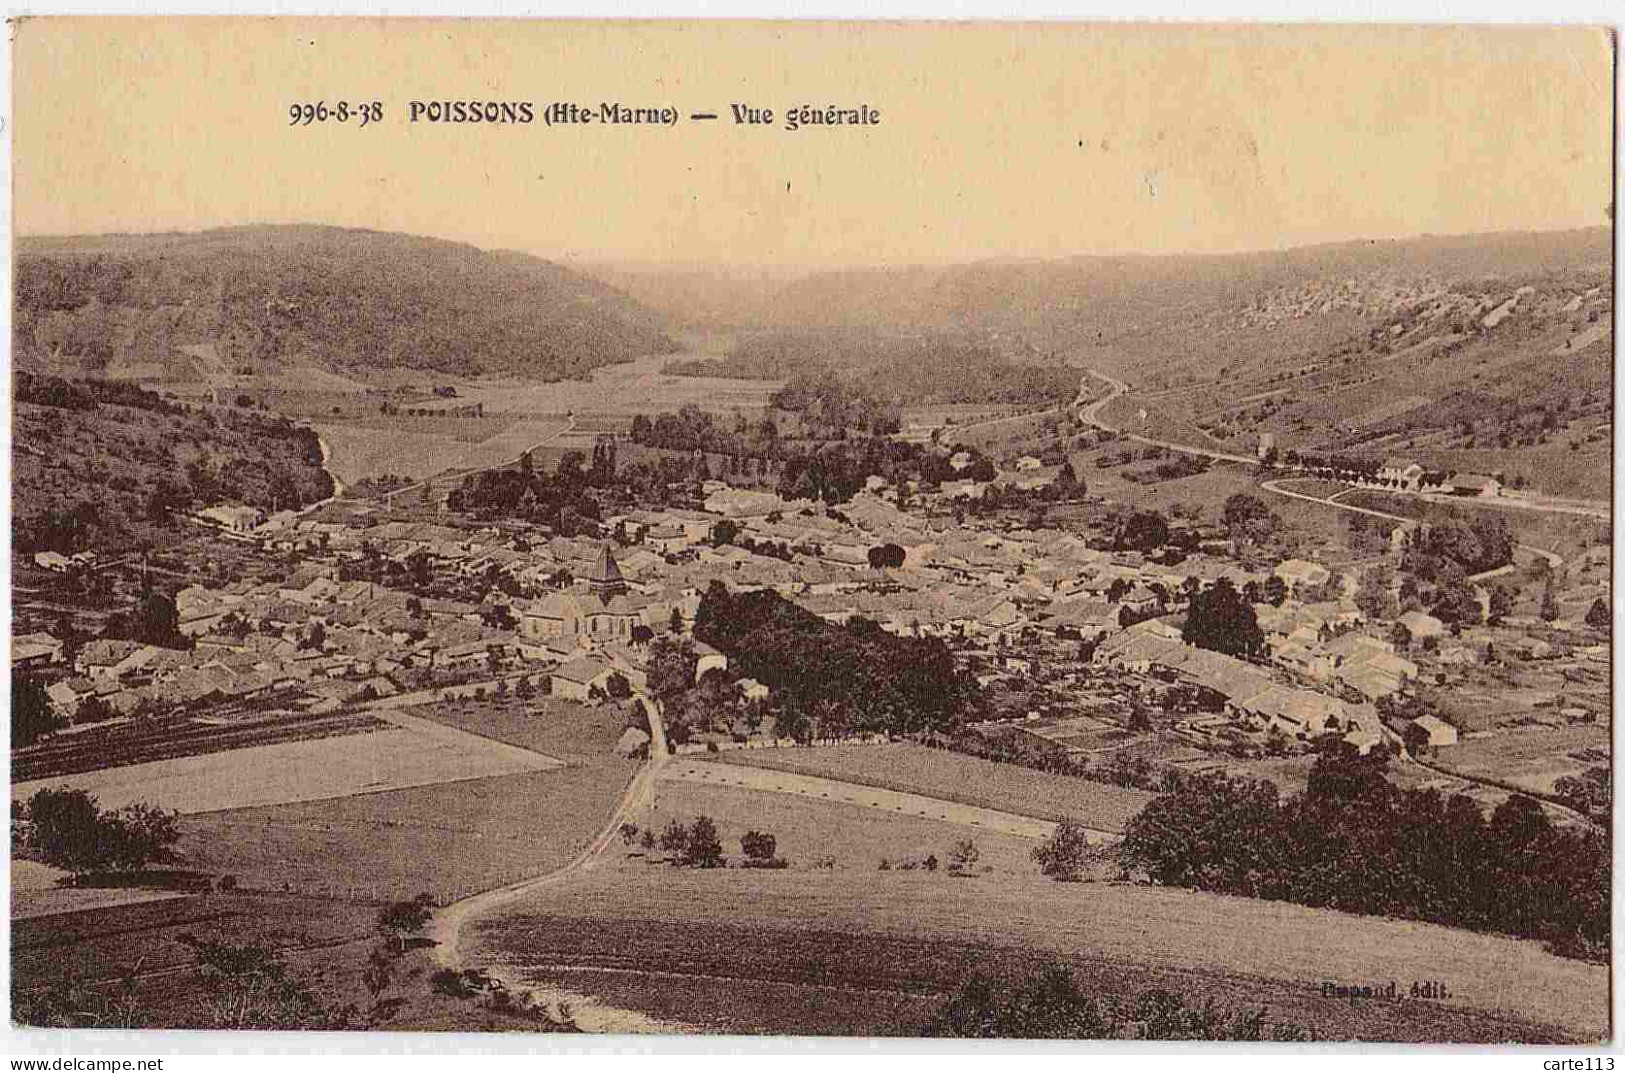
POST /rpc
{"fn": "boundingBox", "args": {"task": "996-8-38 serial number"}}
[289,102,384,126]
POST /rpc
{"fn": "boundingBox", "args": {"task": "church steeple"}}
[585,542,626,600]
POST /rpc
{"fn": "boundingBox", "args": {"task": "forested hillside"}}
[14,226,678,382]
[13,374,334,555]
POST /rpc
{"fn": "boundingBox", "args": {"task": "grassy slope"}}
[707,743,1156,832]
[472,865,1605,1041]
[178,697,638,903]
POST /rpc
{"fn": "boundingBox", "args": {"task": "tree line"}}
[1120,743,1609,962]
[693,581,977,739]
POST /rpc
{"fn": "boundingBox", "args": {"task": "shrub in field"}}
[680,816,726,869]
[659,820,689,855]
[639,829,657,852]
[21,787,180,873]
[741,830,776,862]
[376,893,436,954]
[619,823,640,847]
[947,839,980,876]
[740,830,787,869]
[923,854,939,872]
[1032,818,1094,882]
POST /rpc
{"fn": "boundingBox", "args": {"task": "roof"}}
[552,656,611,684]
[1449,473,1500,490]
[585,544,625,586]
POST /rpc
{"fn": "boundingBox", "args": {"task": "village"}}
[13,414,1611,823]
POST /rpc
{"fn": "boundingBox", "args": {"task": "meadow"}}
[709,742,1156,832]
[472,866,1606,1041]
[13,714,563,816]
[177,696,639,901]
[638,776,1047,876]
[1429,725,1610,796]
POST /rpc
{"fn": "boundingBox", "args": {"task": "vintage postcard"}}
[6,18,1614,1045]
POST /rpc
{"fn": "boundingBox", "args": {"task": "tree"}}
[680,815,725,868]
[1585,597,1609,632]
[710,519,740,547]
[740,830,777,864]
[1262,575,1289,608]
[375,894,435,954]
[13,675,64,747]
[668,606,685,636]
[867,543,906,569]
[1389,621,1413,652]
[948,838,981,875]
[1354,565,1398,621]
[1488,585,1516,626]
[1222,493,1277,547]
[604,672,633,700]
[1182,578,1265,659]
[1540,580,1560,623]
[21,788,180,873]
[619,823,640,847]
[1031,818,1093,882]
[659,819,689,855]
[648,637,697,699]
[1431,583,1482,628]
[1116,511,1169,553]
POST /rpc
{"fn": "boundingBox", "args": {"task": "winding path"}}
[425,694,668,971]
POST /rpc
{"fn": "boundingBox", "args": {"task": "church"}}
[519,544,655,646]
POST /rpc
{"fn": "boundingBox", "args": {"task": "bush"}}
[680,815,725,869]
[1032,818,1095,882]
[947,839,980,875]
[740,830,777,862]
[21,788,180,873]
[659,820,689,855]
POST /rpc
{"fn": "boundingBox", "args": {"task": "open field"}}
[179,765,626,903]
[12,709,388,784]
[663,759,1086,841]
[1429,725,1610,796]
[710,743,1156,832]
[11,892,378,994]
[314,416,572,484]
[471,867,1605,1041]
[176,697,638,901]
[457,354,783,418]
[640,776,1051,876]
[13,710,563,816]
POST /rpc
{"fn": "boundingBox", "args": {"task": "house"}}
[1411,714,1458,748]
[1397,610,1446,641]
[1014,455,1043,472]
[1378,458,1425,490]
[617,726,651,758]
[33,551,72,573]
[1446,473,1502,498]
[13,632,64,670]
[1274,559,1331,591]
[692,641,728,679]
[550,657,616,702]
[196,504,266,533]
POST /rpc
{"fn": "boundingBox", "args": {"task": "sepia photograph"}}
[5,17,1615,1046]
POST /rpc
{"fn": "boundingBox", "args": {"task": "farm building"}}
[550,657,616,702]
[197,504,266,533]
[1445,473,1502,498]
[1274,558,1331,590]
[1410,714,1458,748]
[1398,610,1447,641]
[1378,458,1425,490]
